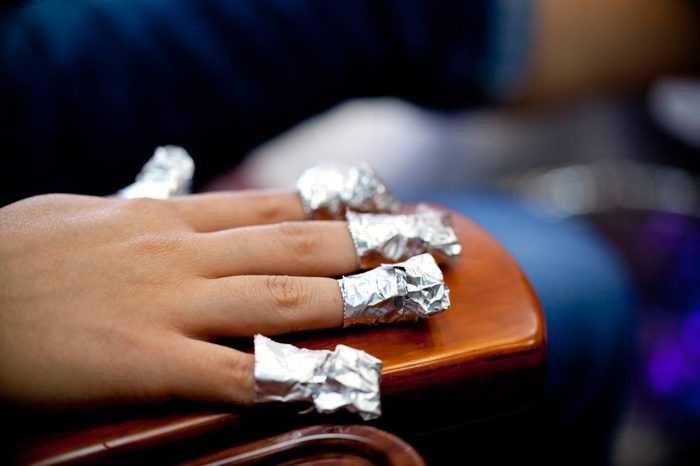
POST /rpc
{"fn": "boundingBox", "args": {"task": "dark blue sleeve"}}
[0,0,531,203]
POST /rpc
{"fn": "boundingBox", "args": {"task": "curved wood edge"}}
[10,206,546,466]
[178,425,426,466]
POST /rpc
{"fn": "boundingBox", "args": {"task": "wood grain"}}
[8,208,546,465]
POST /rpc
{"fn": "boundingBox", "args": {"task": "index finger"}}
[169,190,304,232]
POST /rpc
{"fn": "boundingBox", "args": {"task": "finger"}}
[194,221,358,278]
[166,336,255,405]
[180,275,344,338]
[168,190,304,232]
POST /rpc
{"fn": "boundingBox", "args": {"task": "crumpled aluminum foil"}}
[254,334,382,420]
[347,205,462,268]
[296,164,400,219]
[338,253,450,326]
[118,145,194,199]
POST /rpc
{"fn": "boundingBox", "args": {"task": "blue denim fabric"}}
[403,190,636,428]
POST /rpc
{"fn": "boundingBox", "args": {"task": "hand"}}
[0,192,358,410]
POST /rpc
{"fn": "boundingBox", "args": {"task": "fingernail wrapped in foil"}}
[118,145,194,199]
[339,253,450,326]
[254,334,382,420]
[347,205,462,268]
[296,164,400,219]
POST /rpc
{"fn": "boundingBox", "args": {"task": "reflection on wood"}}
[179,425,426,466]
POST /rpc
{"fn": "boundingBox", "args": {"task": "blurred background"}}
[215,81,700,465]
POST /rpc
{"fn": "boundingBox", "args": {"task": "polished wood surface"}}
[179,425,425,466]
[9,209,546,465]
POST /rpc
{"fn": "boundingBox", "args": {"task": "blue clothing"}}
[0,0,530,205]
[406,190,636,462]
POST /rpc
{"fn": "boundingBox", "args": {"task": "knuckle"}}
[118,198,189,231]
[256,193,286,222]
[95,322,143,355]
[121,197,178,218]
[130,233,186,258]
[266,275,306,310]
[219,353,255,405]
[278,222,321,259]
[123,197,163,212]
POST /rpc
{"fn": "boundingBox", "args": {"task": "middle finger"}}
[194,221,358,278]
[180,275,344,338]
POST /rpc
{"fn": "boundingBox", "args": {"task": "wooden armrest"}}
[10,208,546,465]
[179,424,426,466]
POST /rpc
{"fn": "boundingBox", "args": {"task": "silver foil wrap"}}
[118,145,195,199]
[296,164,400,219]
[254,334,382,420]
[338,253,450,326]
[347,205,462,268]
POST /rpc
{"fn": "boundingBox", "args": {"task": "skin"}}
[1,0,698,412]
[0,191,358,410]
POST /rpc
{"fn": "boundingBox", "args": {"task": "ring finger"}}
[194,221,358,278]
[179,275,344,338]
